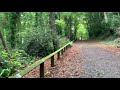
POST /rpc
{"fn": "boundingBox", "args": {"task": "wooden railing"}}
[9,41,73,78]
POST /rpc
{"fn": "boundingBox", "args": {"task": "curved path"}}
[23,41,120,78]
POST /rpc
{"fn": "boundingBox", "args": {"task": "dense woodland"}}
[0,12,120,78]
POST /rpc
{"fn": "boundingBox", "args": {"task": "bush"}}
[0,68,11,78]
[102,15,120,36]
[0,49,36,77]
[59,37,70,48]
[23,30,54,57]
[115,27,120,36]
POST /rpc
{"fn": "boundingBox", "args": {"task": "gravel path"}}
[79,41,120,78]
[23,40,120,78]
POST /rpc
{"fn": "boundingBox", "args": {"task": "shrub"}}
[0,68,11,78]
[23,30,54,57]
[0,49,36,77]
[59,37,70,48]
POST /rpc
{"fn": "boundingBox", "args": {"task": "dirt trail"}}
[79,41,120,78]
[23,40,120,78]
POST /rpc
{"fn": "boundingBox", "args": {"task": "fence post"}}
[40,62,44,78]
[51,55,54,67]
[69,44,71,48]
[65,46,67,50]
[63,47,65,52]
[61,49,63,55]
[57,52,60,60]
[63,48,65,52]
[65,46,68,50]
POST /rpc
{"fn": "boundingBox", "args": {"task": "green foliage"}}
[55,19,65,30]
[23,30,53,57]
[0,68,11,78]
[0,47,36,77]
[106,13,120,29]
[104,14,120,36]
[1,50,9,60]
[59,37,70,48]
[85,12,103,38]
[77,24,89,40]
[55,19,65,35]
[8,60,24,74]
[85,12,120,39]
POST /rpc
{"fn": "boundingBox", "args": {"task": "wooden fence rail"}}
[9,41,73,78]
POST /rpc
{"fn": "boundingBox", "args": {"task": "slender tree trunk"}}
[74,18,78,41]
[68,16,72,41]
[58,12,60,20]
[104,12,108,23]
[117,12,120,16]
[0,31,11,59]
[10,12,20,49]
[16,12,21,48]
[64,16,69,37]
[49,12,59,51]
[81,35,82,40]
[10,15,16,49]
[35,12,39,30]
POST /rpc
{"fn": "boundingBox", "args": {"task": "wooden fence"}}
[9,41,73,78]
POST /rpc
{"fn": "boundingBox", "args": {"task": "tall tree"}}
[0,31,11,59]
[68,16,72,41]
[104,12,108,23]
[34,12,39,30]
[49,12,59,51]
[64,16,69,37]
[9,12,21,49]
[74,18,78,41]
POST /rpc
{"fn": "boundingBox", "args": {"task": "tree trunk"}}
[49,12,59,51]
[58,12,60,20]
[64,16,69,37]
[10,12,20,49]
[35,12,39,30]
[74,18,78,41]
[117,12,120,16]
[68,16,72,41]
[104,12,108,23]
[0,31,11,59]
[16,12,21,48]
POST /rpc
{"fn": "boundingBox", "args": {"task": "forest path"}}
[78,41,120,78]
[23,40,120,78]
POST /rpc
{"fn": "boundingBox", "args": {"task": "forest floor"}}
[23,40,120,78]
